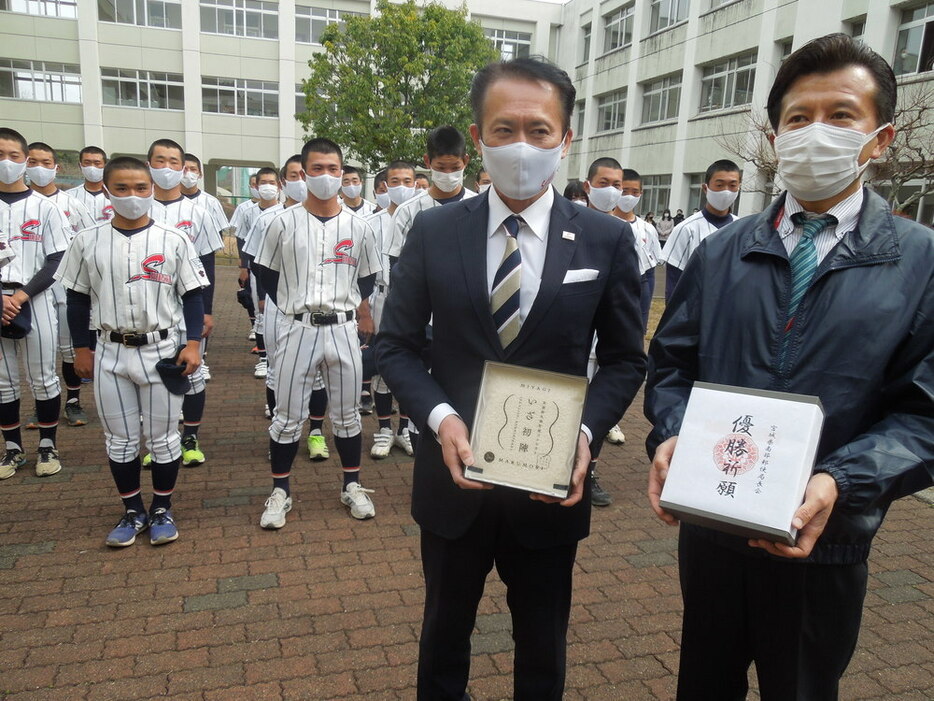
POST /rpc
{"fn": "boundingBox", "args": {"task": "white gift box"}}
[659,382,824,545]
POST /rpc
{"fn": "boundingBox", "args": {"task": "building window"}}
[708,0,737,8]
[98,0,181,29]
[894,3,934,75]
[849,18,865,43]
[581,23,591,63]
[0,59,81,102]
[650,0,689,34]
[641,174,672,216]
[641,73,681,124]
[101,68,183,110]
[0,0,77,17]
[200,0,278,39]
[596,89,626,132]
[202,77,278,117]
[295,5,364,44]
[485,28,532,61]
[778,39,793,62]
[576,99,586,134]
[699,51,755,113]
[603,4,634,53]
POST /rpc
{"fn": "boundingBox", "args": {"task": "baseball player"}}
[660,159,741,300]
[65,146,114,223]
[372,169,390,213]
[145,138,223,467]
[26,141,95,427]
[340,166,376,216]
[57,155,207,547]
[253,138,380,529]
[475,167,491,192]
[0,127,69,479]
[365,160,417,459]
[387,126,477,455]
[231,173,259,339]
[414,173,430,191]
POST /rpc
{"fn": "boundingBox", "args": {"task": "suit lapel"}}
[507,196,579,354]
[457,195,504,357]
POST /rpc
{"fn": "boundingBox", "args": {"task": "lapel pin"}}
[562,231,575,241]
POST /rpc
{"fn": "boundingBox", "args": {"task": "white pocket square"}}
[562,268,599,284]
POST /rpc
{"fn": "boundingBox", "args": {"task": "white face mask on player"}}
[180,171,200,189]
[81,165,104,183]
[26,165,57,188]
[586,185,621,213]
[305,172,342,201]
[282,179,307,203]
[149,166,184,190]
[374,190,391,209]
[0,159,28,185]
[257,184,279,202]
[430,169,464,193]
[388,184,417,206]
[341,184,362,200]
[104,189,153,221]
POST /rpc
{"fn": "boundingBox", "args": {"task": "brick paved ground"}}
[1,265,931,700]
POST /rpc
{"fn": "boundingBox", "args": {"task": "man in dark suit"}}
[375,57,646,700]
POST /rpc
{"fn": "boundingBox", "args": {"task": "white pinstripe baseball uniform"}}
[186,190,230,236]
[659,210,738,271]
[0,192,69,403]
[243,201,284,343]
[341,199,377,217]
[254,207,380,443]
[386,188,476,260]
[56,220,207,462]
[64,185,114,223]
[230,199,259,241]
[630,216,663,275]
[364,208,394,394]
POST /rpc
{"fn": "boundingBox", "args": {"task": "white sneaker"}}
[248,324,256,341]
[35,445,61,477]
[264,404,272,419]
[254,357,268,378]
[341,481,375,520]
[393,430,414,456]
[605,424,626,445]
[201,363,211,381]
[370,427,393,459]
[260,487,292,529]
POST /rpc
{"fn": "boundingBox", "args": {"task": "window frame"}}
[698,51,756,113]
[649,0,690,34]
[0,58,82,103]
[484,27,532,61]
[602,4,634,54]
[596,88,627,133]
[101,67,184,110]
[0,0,78,18]
[295,4,363,45]
[199,0,278,40]
[201,75,279,118]
[97,0,182,29]
[641,73,682,125]
[894,2,934,76]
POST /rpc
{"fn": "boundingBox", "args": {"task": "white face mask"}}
[305,172,342,201]
[81,165,104,183]
[704,187,738,211]
[249,186,260,199]
[375,191,391,209]
[572,198,588,207]
[257,184,279,202]
[341,184,362,199]
[587,185,621,212]
[0,159,28,185]
[180,171,200,189]
[388,184,417,206]
[431,169,463,193]
[282,179,307,203]
[105,189,153,221]
[478,183,491,193]
[775,122,888,201]
[479,137,565,201]
[617,194,641,213]
[26,165,57,188]
[149,166,184,190]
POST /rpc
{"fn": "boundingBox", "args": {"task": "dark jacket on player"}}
[645,189,934,565]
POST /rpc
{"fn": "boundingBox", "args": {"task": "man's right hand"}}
[438,414,492,491]
[238,268,249,287]
[649,436,679,526]
[74,347,94,379]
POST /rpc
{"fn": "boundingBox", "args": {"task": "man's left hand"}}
[202,314,214,338]
[530,431,590,507]
[748,472,838,558]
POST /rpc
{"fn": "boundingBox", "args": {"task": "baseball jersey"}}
[56,220,207,334]
[0,191,69,285]
[254,208,381,316]
[65,185,114,222]
[242,202,287,260]
[341,198,377,218]
[629,216,663,275]
[186,190,231,236]
[660,209,738,271]
[387,188,477,259]
[150,197,224,257]
[364,209,393,286]
[41,189,95,236]
[230,199,259,241]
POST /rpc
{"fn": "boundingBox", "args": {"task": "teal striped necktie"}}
[787,212,836,323]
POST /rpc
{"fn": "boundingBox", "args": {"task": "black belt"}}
[101,329,170,347]
[376,284,388,293]
[292,310,355,325]
[2,283,22,290]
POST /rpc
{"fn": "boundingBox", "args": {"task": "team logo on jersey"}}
[322,239,357,266]
[12,220,42,242]
[175,220,196,242]
[102,205,114,220]
[127,254,172,285]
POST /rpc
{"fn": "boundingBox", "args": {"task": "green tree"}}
[297,0,498,173]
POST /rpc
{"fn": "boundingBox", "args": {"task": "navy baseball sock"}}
[182,391,206,438]
[150,457,180,511]
[255,332,266,359]
[334,433,362,488]
[109,457,145,513]
[35,396,60,445]
[409,430,419,454]
[62,362,82,402]
[308,388,328,431]
[265,387,276,416]
[0,399,22,451]
[375,391,393,430]
[270,438,298,495]
[397,413,410,435]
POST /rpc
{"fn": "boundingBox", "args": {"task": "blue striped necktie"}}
[787,211,836,324]
[491,215,523,347]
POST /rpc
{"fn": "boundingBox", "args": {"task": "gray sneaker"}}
[591,473,613,507]
[65,401,88,426]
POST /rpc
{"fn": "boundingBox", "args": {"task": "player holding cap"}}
[57,155,207,547]
[66,146,113,222]
[253,138,380,529]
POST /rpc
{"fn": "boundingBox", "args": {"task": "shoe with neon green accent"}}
[307,432,329,461]
[181,435,205,467]
[142,453,152,469]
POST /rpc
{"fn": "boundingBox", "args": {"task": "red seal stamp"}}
[712,433,758,476]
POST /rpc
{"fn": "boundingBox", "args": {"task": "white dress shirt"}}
[778,188,863,264]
